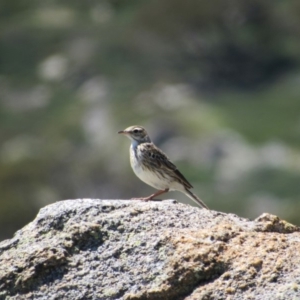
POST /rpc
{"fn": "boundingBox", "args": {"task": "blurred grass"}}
[218,76,300,145]
[1,0,300,241]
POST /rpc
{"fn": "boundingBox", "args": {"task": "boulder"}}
[0,199,299,299]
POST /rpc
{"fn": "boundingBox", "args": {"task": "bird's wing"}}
[139,143,193,189]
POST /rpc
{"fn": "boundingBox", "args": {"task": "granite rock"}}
[0,199,299,300]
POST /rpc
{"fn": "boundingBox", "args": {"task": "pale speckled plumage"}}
[118,125,209,209]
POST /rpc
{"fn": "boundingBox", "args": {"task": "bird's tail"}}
[184,188,209,209]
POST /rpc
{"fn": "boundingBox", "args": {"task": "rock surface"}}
[0,199,299,300]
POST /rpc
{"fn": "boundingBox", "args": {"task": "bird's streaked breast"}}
[129,144,169,190]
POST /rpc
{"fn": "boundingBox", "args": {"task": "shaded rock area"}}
[0,199,299,300]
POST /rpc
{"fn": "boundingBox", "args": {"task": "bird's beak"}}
[118,130,127,134]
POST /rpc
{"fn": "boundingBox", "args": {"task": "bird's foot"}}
[131,197,163,202]
[130,189,169,202]
[131,197,153,201]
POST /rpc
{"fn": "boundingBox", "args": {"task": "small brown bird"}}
[118,125,209,209]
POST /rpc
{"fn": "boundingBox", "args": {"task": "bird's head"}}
[118,125,151,143]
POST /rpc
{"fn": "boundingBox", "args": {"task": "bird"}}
[118,125,209,209]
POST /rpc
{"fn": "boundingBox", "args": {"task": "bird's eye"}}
[133,129,139,133]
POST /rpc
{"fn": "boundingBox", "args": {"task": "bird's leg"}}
[131,188,169,201]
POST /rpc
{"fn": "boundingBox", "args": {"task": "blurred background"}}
[1,0,300,241]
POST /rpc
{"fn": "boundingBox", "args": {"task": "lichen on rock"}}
[0,199,299,299]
